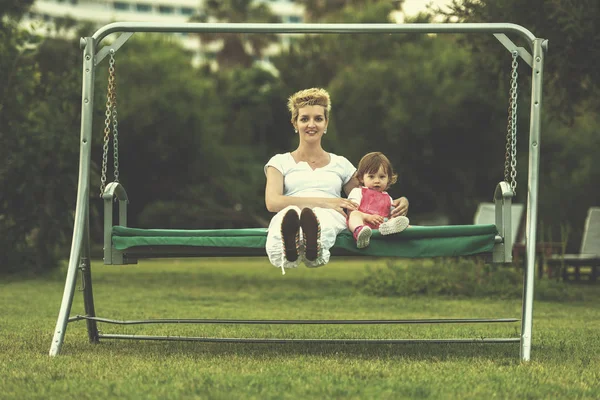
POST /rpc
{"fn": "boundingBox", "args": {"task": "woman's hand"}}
[391,197,409,218]
[326,198,358,216]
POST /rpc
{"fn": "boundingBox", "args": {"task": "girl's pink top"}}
[358,187,392,228]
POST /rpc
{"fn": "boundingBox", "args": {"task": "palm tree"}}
[191,0,280,69]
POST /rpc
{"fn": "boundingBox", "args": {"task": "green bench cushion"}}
[112,224,497,258]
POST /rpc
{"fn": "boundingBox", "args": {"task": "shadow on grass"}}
[69,340,522,364]
[94,269,360,295]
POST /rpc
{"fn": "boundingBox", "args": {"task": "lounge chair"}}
[474,202,562,276]
[547,207,600,283]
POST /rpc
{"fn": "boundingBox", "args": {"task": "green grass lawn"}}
[1,258,599,399]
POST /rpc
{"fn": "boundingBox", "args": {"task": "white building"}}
[394,0,453,22]
[25,0,305,66]
[24,1,451,66]
[28,0,304,25]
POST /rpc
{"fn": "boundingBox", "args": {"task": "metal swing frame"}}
[50,22,547,361]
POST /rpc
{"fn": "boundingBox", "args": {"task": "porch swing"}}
[50,22,547,361]
[100,49,520,265]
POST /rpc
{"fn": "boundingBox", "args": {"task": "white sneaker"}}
[379,216,409,235]
[355,226,372,249]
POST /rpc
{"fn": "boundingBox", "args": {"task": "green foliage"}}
[274,2,403,90]
[92,35,287,229]
[3,0,600,273]
[274,10,507,221]
[443,0,600,119]
[360,258,586,301]
[438,0,600,250]
[0,0,34,22]
[95,34,223,227]
[137,199,257,229]
[329,37,506,220]
[192,0,280,69]
[361,259,522,298]
[537,109,600,250]
[0,21,80,274]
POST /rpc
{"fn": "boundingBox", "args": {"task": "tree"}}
[274,5,508,222]
[439,0,600,250]
[538,109,600,245]
[0,0,34,26]
[441,0,600,119]
[191,0,280,69]
[327,36,508,222]
[92,35,281,230]
[274,2,409,93]
[1,17,82,274]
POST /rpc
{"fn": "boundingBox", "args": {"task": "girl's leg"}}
[347,210,365,232]
[266,206,302,273]
[355,226,372,249]
[347,210,372,248]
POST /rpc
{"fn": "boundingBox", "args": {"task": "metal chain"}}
[111,56,120,183]
[100,51,116,196]
[504,51,519,194]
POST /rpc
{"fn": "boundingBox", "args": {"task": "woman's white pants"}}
[266,205,347,271]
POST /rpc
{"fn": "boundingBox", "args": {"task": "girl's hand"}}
[365,214,385,226]
[391,197,409,218]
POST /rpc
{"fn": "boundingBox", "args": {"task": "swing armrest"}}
[493,181,514,263]
[103,182,130,264]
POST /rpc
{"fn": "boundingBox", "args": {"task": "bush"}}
[534,279,585,302]
[0,24,80,275]
[360,258,586,301]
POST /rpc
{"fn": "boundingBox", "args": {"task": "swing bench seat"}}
[104,181,515,265]
[110,224,499,262]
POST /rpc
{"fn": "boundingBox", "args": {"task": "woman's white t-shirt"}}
[264,152,356,198]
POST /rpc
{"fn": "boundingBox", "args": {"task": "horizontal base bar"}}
[100,334,520,344]
[72,315,519,325]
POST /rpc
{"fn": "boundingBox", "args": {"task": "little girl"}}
[347,152,410,248]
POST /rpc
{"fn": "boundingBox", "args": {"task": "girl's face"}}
[295,105,328,143]
[362,166,389,192]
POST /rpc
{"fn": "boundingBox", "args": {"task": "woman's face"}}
[295,105,328,143]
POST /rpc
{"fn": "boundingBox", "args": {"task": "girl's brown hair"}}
[356,152,398,188]
[287,88,331,126]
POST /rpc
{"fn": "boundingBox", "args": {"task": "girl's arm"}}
[265,167,357,214]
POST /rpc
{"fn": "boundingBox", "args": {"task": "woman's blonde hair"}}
[356,152,398,188]
[287,88,331,126]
